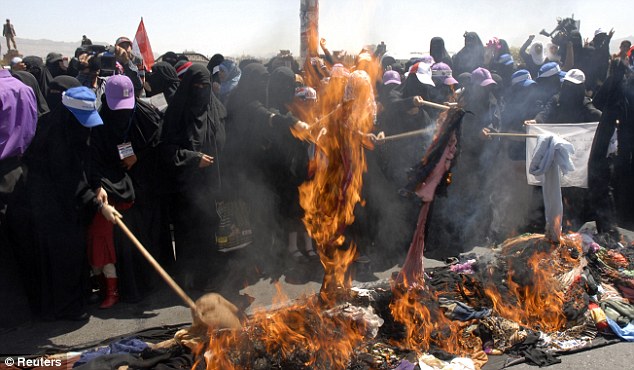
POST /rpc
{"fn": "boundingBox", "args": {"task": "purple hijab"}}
[0,69,38,159]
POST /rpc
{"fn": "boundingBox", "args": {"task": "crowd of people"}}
[1,24,633,323]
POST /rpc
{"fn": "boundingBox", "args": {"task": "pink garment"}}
[398,132,458,287]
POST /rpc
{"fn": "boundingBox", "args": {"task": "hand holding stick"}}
[115,217,241,330]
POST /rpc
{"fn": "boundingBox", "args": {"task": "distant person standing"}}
[81,35,92,46]
[3,19,17,50]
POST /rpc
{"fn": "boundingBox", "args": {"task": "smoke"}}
[424,117,543,258]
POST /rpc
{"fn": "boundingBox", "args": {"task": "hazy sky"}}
[3,0,632,58]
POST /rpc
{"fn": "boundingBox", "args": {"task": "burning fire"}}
[294,61,379,304]
[202,52,382,370]
[482,234,583,332]
[389,288,477,358]
[203,283,367,369]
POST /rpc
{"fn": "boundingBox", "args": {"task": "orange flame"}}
[481,235,583,332]
[389,288,473,357]
[204,284,366,369]
[203,53,382,370]
[295,59,379,303]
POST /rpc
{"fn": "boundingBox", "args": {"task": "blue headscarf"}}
[219,60,241,103]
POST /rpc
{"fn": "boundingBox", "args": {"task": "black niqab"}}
[267,66,296,113]
[207,53,225,84]
[146,62,180,104]
[452,32,485,76]
[161,64,226,191]
[22,55,48,95]
[45,76,81,111]
[430,37,452,67]
[12,70,50,117]
[226,62,269,114]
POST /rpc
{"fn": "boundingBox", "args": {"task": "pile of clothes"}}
[6,230,634,370]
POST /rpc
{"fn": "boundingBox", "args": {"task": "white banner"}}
[525,122,599,188]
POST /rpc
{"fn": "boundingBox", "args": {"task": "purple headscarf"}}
[0,69,38,160]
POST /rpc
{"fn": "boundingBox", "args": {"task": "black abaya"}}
[23,105,100,319]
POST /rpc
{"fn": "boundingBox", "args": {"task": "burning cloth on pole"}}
[397,108,465,287]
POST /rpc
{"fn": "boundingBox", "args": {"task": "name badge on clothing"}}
[117,142,135,160]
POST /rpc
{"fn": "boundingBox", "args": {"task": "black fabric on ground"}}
[508,333,561,367]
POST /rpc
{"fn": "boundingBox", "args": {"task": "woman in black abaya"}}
[23,85,120,320]
[145,61,180,105]
[160,64,226,289]
[12,70,50,117]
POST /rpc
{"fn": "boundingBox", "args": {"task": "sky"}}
[3,0,632,59]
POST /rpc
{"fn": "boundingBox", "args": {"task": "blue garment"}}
[219,60,241,104]
[73,338,149,367]
[439,298,492,321]
[607,318,634,342]
[394,359,416,370]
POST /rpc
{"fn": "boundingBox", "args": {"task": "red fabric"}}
[87,201,132,267]
[397,202,431,288]
[132,18,155,71]
[87,210,116,267]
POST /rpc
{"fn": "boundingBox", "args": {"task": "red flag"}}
[132,17,155,71]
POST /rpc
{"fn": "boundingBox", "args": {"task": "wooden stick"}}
[375,128,427,143]
[420,100,453,111]
[115,217,197,311]
[486,132,540,138]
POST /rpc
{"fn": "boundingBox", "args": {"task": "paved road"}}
[0,241,631,370]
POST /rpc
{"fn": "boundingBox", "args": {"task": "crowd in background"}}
[1,23,633,323]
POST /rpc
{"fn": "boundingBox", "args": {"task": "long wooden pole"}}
[115,217,197,311]
[420,100,453,111]
[376,128,427,143]
[486,132,540,138]
[375,102,455,143]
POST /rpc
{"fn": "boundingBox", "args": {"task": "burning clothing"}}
[397,109,464,286]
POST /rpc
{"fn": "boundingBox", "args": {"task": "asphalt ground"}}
[0,227,632,369]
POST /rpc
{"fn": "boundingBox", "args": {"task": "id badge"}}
[117,142,135,160]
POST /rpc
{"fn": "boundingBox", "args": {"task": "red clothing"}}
[87,201,132,267]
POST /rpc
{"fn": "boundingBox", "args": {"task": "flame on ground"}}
[482,234,583,332]
[203,283,366,369]
[389,288,475,357]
